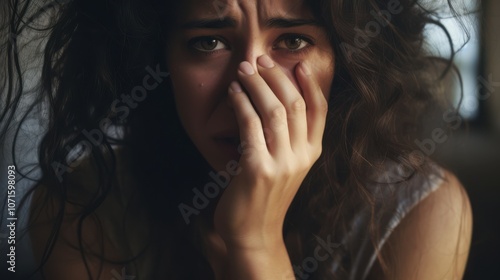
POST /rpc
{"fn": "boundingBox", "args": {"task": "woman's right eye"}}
[188,36,228,53]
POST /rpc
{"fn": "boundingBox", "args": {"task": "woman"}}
[0,0,472,279]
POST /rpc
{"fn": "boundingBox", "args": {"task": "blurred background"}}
[425,0,500,278]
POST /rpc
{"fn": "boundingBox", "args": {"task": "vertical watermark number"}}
[6,165,17,273]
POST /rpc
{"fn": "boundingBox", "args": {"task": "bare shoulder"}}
[368,169,473,280]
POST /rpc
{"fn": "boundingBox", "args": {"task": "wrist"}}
[222,238,292,280]
[223,233,286,253]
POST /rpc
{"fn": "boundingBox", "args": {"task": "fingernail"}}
[257,55,274,68]
[229,81,243,92]
[300,61,311,76]
[239,61,255,75]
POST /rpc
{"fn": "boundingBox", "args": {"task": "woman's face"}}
[166,0,335,171]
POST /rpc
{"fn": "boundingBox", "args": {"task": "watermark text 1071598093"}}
[6,165,17,273]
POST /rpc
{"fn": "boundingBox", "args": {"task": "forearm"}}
[221,240,293,280]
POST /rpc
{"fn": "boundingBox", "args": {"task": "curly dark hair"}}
[0,0,470,279]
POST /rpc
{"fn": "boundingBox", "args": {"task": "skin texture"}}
[164,1,336,278]
[165,0,335,172]
[165,1,335,278]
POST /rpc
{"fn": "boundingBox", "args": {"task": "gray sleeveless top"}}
[326,160,445,279]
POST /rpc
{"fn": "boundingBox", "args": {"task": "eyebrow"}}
[180,16,321,29]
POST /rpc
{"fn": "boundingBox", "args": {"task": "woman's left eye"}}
[274,34,314,52]
[189,36,228,53]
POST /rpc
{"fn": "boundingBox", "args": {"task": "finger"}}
[228,81,267,162]
[256,55,307,152]
[237,61,290,155]
[296,61,328,148]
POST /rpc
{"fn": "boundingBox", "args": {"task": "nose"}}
[237,36,268,70]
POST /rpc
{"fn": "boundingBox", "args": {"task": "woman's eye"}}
[189,37,228,52]
[275,35,313,52]
[188,34,313,55]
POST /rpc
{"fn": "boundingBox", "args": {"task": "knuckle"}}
[290,98,306,113]
[290,98,307,114]
[269,106,287,131]
[269,106,287,122]
[298,157,311,171]
[289,161,303,174]
[282,159,304,174]
[255,163,275,181]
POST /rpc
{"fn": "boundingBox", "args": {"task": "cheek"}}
[315,62,334,100]
[170,65,222,127]
[310,54,335,101]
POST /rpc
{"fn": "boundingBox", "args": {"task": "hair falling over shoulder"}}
[0,0,473,279]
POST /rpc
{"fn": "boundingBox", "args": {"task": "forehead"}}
[176,0,313,22]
